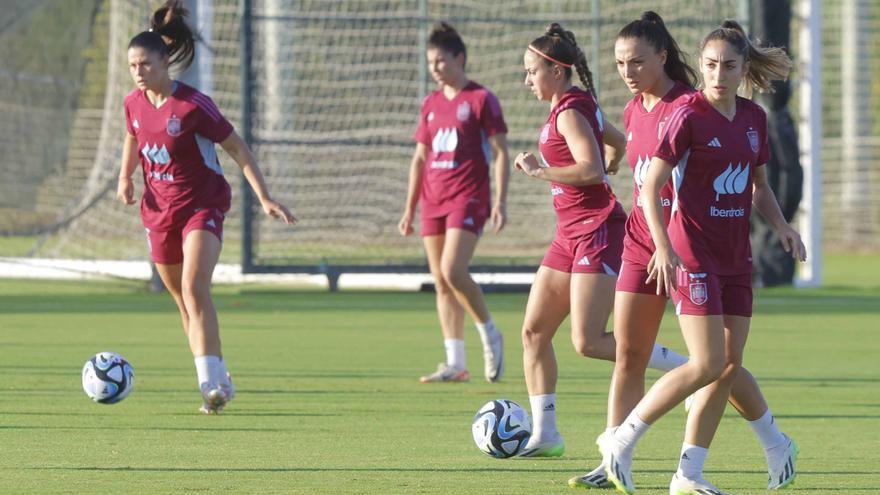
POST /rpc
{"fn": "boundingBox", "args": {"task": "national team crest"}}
[166,115,182,137]
[689,282,708,305]
[746,129,760,153]
[456,102,471,121]
[687,272,709,305]
[540,124,551,144]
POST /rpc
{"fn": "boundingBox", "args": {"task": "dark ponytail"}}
[128,0,198,71]
[428,22,467,68]
[529,23,596,98]
[618,11,698,88]
[701,19,791,95]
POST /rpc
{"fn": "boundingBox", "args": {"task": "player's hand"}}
[398,210,414,236]
[514,152,541,177]
[776,224,807,262]
[261,198,297,225]
[116,177,136,205]
[490,202,506,234]
[606,154,622,176]
[647,246,683,296]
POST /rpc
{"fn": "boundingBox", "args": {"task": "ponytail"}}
[701,19,791,95]
[618,11,698,88]
[128,0,198,71]
[529,23,596,98]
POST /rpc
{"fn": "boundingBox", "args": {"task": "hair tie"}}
[528,44,572,68]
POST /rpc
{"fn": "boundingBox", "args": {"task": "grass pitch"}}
[0,254,877,494]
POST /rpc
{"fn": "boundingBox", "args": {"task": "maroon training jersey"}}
[124,82,234,232]
[538,87,624,239]
[622,81,696,265]
[413,81,507,216]
[653,91,770,275]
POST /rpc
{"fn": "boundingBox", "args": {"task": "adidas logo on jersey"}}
[132,119,139,129]
[141,143,171,165]
[577,256,590,266]
[708,137,722,148]
[432,127,458,153]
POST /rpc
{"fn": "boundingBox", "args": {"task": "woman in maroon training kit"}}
[117,1,295,414]
[571,12,800,491]
[600,20,805,495]
[513,23,687,459]
[399,23,509,385]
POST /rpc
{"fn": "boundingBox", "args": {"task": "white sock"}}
[647,343,689,372]
[444,339,466,370]
[676,443,709,480]
[614,410,651,456]
[475,317,499,348]
[529,393,559,440]
[749,409,787,451]
[194,355,221,389]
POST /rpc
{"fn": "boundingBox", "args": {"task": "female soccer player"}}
[570,12,799,491]
[116,1,296,414]
[398,23,509,384]
[513,23,686,458]
[599,20,805,494]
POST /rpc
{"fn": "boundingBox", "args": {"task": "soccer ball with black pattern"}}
[471,399,532,458]
[81,352,134,404]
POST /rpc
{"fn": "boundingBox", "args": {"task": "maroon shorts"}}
[616,259,660,295]
[420,200,489,237]
[671,268,753,317]
[145,208,224,265]
[540,220,624,275]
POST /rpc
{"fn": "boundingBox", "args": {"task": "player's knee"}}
[690,359,725,386]
[616,343,652,374]
[521,326,548,353]
[440,265,470,290]
[571,336,602,359]
[181,279,211,307]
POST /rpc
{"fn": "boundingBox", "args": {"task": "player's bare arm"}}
[219,131,297,225]
[398,143,428,236]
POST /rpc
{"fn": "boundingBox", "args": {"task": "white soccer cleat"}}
[518,433,565,458]
[419,363,470,383]
[766,435,798,490]
[199,386,229,415]
[483,331,504,383]
[669,472,732,495]
[568,463,612,489]
[221,372,235,402]
[600,432,635,494]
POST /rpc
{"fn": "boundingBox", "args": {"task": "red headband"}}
[528,44,573,68]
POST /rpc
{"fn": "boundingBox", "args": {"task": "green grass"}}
[0,258,878,494]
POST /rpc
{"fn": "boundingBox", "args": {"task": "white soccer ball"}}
[82,352,134,404]
[471,399,532,458]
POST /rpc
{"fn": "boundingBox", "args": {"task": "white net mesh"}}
[2,0,877,271]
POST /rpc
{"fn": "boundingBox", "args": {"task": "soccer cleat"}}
[669,472,731,495]
[483,331,504,383]
[419,363,470,383]
[518,434,566,458]
[221,372,236,402]
[568,463,612,489]
[766,435,798,490]
[600,432,635,494]
[199,386,229,415]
